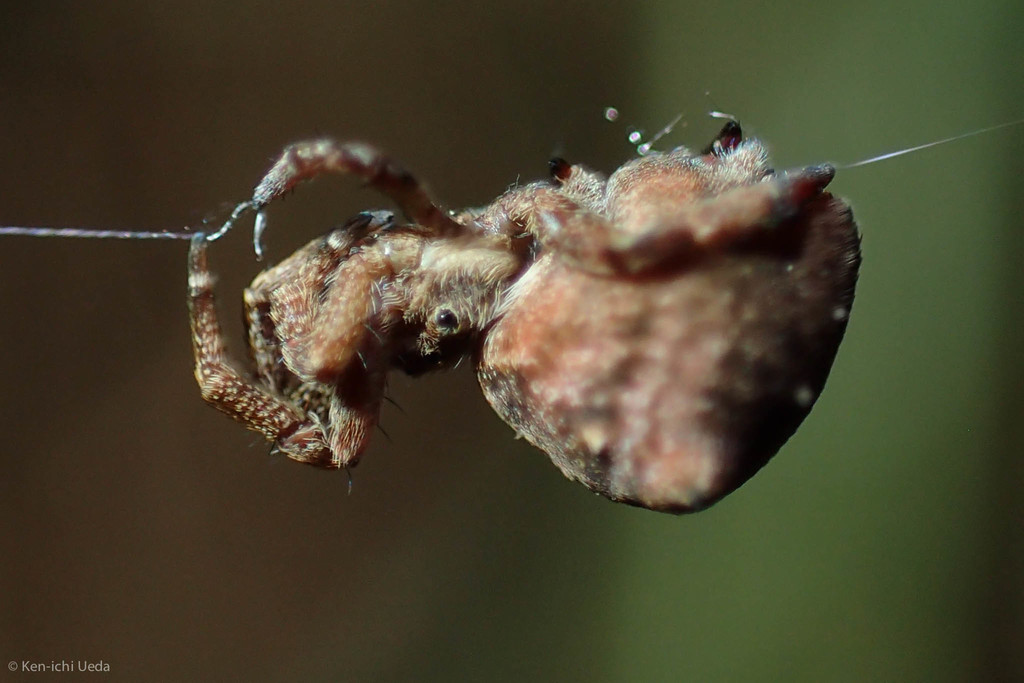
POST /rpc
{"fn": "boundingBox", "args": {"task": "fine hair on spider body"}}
[186,123,860,514]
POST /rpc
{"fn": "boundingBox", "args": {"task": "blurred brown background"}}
[1,2,1021,681]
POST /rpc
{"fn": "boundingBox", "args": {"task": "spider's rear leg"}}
[533,164,835,276]
[189,233,335,466]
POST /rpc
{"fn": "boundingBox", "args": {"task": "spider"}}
[188,121,860,514]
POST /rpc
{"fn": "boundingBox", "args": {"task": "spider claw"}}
[253,210,268,260]
[205,200,256,243]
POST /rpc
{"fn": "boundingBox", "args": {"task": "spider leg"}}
[242,211,388,391]
[267,368,384,470]
[251,139,460,243]
[244,241,391,468]
[242,236,323,393]
[531,165,835,275]
[319,366,386,468]
[189,233,336,466]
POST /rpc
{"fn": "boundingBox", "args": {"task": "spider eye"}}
[434,308,460,333]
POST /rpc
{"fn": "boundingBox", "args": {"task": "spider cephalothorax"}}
[189,123,860,513]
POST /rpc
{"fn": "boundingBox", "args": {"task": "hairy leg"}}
[188,233,336,466]
[252,140,460,236]
[242,211,392,391]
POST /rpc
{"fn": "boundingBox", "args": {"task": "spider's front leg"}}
[246,140,460,257]
[242,211,391,392]
[188,233,335,465]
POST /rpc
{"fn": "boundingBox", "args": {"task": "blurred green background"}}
[0,2,1021,681]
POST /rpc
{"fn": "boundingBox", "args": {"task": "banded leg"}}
[188,233,334,465]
